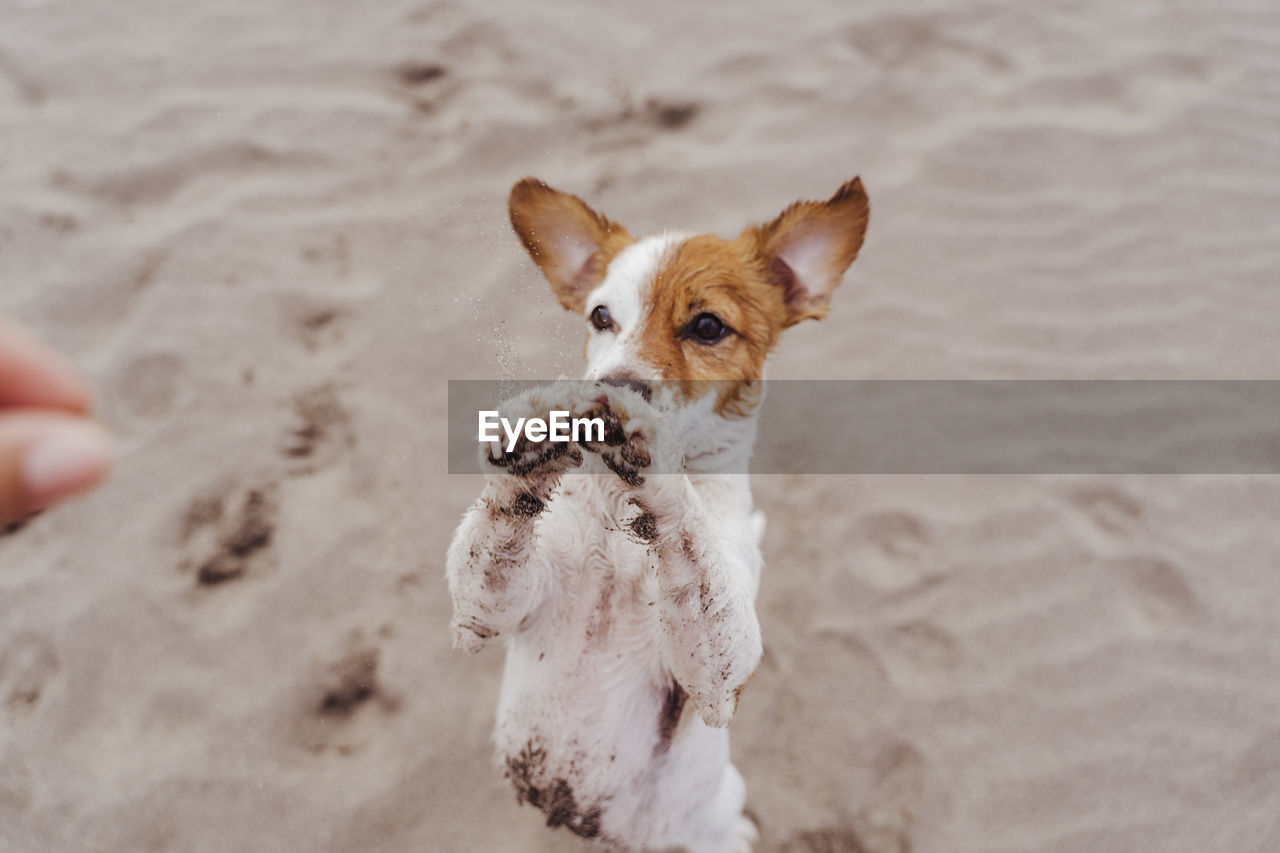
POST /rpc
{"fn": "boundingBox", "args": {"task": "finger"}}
[0,411,113,525]
[0,316,93,413]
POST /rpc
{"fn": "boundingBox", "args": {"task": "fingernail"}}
[22,422,113,508]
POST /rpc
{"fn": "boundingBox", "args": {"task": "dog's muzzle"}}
[600,374,653,404]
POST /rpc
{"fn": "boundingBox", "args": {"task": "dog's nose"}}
[600,373,653,403]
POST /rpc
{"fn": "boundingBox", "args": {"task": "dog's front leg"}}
[576,384,763,727]
[446,384,584,652]
[640,475,764,729]
[446,477,555,652]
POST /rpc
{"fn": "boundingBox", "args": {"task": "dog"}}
[446,175,869,851]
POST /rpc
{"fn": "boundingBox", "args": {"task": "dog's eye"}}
[689,313,730,343]
[590,305,614,332]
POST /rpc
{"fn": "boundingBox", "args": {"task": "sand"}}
[2,1,1279,851]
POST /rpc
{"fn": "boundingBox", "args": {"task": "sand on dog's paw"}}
[179,485,279,587]
[113,350,185,422]
[281,385,356,475]
[480,382,596,481]
[572,384,682,486]
[296,632,399,755]
[0,633,60,716]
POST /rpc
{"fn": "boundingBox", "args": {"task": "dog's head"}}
[508,177,868,451]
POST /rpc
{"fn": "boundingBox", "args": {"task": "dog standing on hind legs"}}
[447,175,869,851]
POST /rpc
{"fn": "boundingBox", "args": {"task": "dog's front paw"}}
[480,382,587,487]
[573,385,683,487]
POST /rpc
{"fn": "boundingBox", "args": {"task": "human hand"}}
[0,316,112,526]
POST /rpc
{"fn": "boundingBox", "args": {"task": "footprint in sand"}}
[389,59,452,115]
[279,293,354,353]
[862,510,931,561]
[0,48,48,106]
[809,627,892,690]
[298,232,352,281]
[63,142,328,208]
[40,250,167,343]
[179,484,280,588]
[280,384,356,476]
[393,61,447,87]
[1064,485,1145,539]
[295,631,399,755]
[779,826,871,853]
[849,509,940,593]
[580,92,703,154]
[175,385,355,578]
[37,212,78,233]
[0,632,60,716]
[1113,554,1199,629]
[779,742,922,853]
[844,12,1012,74]
[877,621,962,689]
[643,98,700,131]
[861,741,924,845]
[297,307,347,351]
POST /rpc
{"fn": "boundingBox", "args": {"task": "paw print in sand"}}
[179,485,279,587]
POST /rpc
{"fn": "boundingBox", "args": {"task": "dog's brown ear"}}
[744,177,869,326]
[508,178,632,313]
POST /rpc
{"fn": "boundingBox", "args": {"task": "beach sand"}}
[2,1,1279,851]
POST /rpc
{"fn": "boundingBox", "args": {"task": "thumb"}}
[0,412,113,526]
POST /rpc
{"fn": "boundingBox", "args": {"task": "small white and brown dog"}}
[447,176,869,851]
